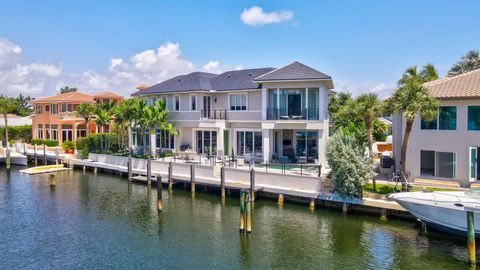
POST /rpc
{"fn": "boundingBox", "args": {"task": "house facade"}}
[393,69,480,186]
[31,91,123,145]
[131,62,334,164]
[132,62,333,164]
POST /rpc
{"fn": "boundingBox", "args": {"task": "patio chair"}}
[298,156,307,164]
[237,157,245,166]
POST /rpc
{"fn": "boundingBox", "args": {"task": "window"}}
[37,124,43,139]
[190,94,197,111]
[174,96,180,111]
[420,150,456,179]
[156,129,174,149]
[77,124,87,138]
[230,93,247,111]
[420,106,456,130]
[45,105,50,112]
[36,105,42,114]
[51,104,57,114]
[236,131,262,157]
[196,130,217,155]
[468,106,480,130]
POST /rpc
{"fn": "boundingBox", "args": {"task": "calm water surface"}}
[0,167,474,269]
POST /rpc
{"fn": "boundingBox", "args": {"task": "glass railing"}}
[266,108,319,120]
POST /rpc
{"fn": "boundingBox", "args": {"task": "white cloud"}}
[0,39,62,96]
[240,6,294,27]
[234,65,244,70]
[334,80,394,99]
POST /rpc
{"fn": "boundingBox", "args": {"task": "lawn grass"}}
[363,183,458,195]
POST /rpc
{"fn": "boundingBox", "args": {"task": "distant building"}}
[393,69,480,186]
[0,114,32,127]
[31,91,123,144]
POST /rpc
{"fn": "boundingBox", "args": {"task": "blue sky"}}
[0,0,479,98]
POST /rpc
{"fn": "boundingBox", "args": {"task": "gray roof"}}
[254,61,331,82]
[132,62,332,96]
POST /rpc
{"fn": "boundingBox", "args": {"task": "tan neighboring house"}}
[131,62,334,165]
[0,114,33,127]
[393,69,480,187]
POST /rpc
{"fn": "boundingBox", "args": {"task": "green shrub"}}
[31,139,43,145]
[0,125,32,144]
[62,140,75,150]
[43,139,58,147]
[76,137,86,150]
[82,133,119,157]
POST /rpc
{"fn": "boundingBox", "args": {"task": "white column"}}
[128,126,134,151]
[276,88,280,110]
[261,88,267,120]
[150,130,156,157]
[262,129,271,163]
[217,127,224,155]
[319,85,327,120]
[305,87,309,119]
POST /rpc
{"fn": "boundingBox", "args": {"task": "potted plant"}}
[62,140,76,154]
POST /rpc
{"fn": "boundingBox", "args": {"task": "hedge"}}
[80,133,119,159]
[0,125,32,144]
[31,139,58,147]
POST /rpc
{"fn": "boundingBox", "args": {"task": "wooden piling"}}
[309,198,315,210]
[168,162,173,191]
[34,144,38,165]
[147,158,152,186]
[43,144,47,165]
[157,175,163,211]
[220,166,226,199]
[467,211,476,265]
[49,174,56,187]
[5,147,11,171]
[342,201,348,213]
[246,192,252,233]
[83,166,86,174]
[380,209,388,221]
[239,192,245,232]
[190,164,195,194]
[250,169,255,202]
[128,157,132,181]
[421,221,427,234]
[94,166,97,175]
[278,194,284,205]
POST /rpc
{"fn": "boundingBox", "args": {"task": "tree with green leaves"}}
[13,94,34,116]
[0,96,20,170]
[448,49,480,76]
[93,106,111,152]
[142,99,178,157]
[75,103,95,137]
[386,64,439,173]
[59,86,78,94]
[325,131,373,199]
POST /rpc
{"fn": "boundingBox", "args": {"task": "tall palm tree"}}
[354,93,383,191]
[142,99,178,157]
[389,64,439,173]
[94,107,111,152]
[0,96,19,170]
[449,49,480,76]
[59,86,78,94]
[75,103,95,137]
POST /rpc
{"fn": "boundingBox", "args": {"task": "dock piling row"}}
[157,175,163,211]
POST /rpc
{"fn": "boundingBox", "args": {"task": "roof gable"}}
[132,72,216,96]
[254,61,331,82]
[211,68,274,91]
[32,92,95,103]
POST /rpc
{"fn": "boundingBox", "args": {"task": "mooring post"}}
[157,175,163,211]
[34,144,38,166]
[220,166,226,200]
[49,173,56,188]
[147,158,152,186]
[94,166,98,175]
[168,162,173,191]
[342,201,348,213]
[246,192,252,233]
[55,148,59,165]
[467,211,476,265]
[309,198,315,210]
[421,221,427,234]
[239,192,245,232]
[83,165,86,174]
[250,168,255,202]
[380,209,388,221]
[278,194,284,206]
[23,142,27,155]
[128,157,132,181]
[43,144,47,165]
[190,164,195,194]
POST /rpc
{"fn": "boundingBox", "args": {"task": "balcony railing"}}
[266,108,319,120]
[59,112,81,120]
[201,110,227,120]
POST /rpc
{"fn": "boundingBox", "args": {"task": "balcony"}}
[59,112,82,120]
[200,110,227,120]
[266,108,319,120]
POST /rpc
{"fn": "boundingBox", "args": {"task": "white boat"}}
[0,151,28,166]
[388,190,480,236]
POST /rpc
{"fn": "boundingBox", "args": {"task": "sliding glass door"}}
[295,131,318,163]
[236,131,262,158]
[196,130,217,155]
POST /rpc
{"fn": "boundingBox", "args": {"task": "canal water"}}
[0,167,474,269]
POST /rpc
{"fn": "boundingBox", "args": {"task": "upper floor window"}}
[468,106,480,130]
[420,106,457,130]
[51,104,57,114]
[173,96,180,111]
[36,105,42,114]
[45,105,50,112]
[61,103,74,112]
[190,94,197,111]
[230,93,247,111]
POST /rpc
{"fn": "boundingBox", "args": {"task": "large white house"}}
[393,69,480,187]
[131,62,334,165]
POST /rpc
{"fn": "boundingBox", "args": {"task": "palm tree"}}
[449,49,480,76]
[75,103,95,137]
[142,99,178,157]
[388,64,439,173]
[59,86,78,94]
[354,93,383,191]
[0,96,20,170]
[93,107,111,152]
